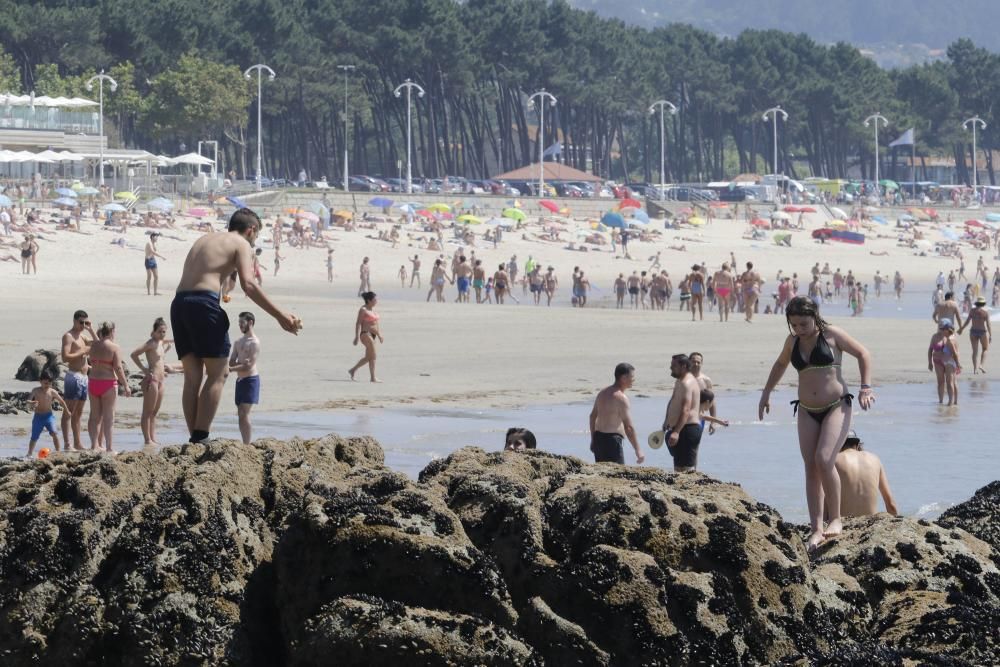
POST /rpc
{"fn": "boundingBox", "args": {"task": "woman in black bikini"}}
[758,296,874,551]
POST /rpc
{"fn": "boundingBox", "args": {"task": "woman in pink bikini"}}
[928,318,961,405]
[88,322,131,453]
[349,292,384,382]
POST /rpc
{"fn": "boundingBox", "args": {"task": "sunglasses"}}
[77,320,91,325]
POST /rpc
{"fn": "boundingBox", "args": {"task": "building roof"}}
[494,161,602,182]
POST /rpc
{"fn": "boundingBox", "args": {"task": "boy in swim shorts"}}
[27,372,70,456]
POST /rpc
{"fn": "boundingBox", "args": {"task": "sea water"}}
[6,381,993,524]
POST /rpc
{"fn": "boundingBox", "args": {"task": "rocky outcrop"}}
[939,480,1000,555]
[14,350,64,384]
[0,391,42,415]
[0,440,997,666]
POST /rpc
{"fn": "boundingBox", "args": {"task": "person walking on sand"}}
[759,296,874,551]
[928,318,961,405]
[130,317,180,446]
[410,255,422,288]
[661,354,702,472]
[145,232,165,295]
[893,271,904,300]
[87,322,132,454]
[713,263,735,322]
[61,310,94,450]
[171,208,301,444]
[614,273,626,309]
[229,312,261,444]
[358,256,372,296]
[349,292,383,382]
[933,291,964,331]
[26,372,70,457]
[454,256,473,303]
[426,259,451,302]
[835,431,899,517]
[688,264,705,321]
[398,264,407,288]
[544,266,558,306]
[959,296,991,373]
[588,362,644,464]
[742,262,762,322]
[326,249,334,282]
[494,263,510,304]
[473,260,487,303]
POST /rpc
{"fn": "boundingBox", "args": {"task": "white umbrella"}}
[830,207,848,219]
[168,152,215,166]
[771,211,791,220]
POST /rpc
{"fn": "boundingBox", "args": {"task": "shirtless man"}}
[933,291,964,331]
[145,233,165,295]
[472,260,487,303]
[959,296,992,373]
[689,352,718,435]
[661,354,702,471]
[60,310,94,450]
[527,266,543,305]
[741,262,762,323]
[614,273,626,308]
[358,257,371,296]
[171,208,300,444]
[494,263,510,304]
[454,256,473,303]
[410,254,421,288]
[577,271,590,307]
[229,312,261,445]
[588,362,644,464]
[713,263,735,322]
[835,431,898,517]
[626,271,641,309]
[893,271,904,300]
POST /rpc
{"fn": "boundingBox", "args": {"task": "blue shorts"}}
[235,375,260,406]
[170,291,231,359]
[457,277,470,293]
[31,412,57,441]
[145,257,157,270]
[64,371,88,401]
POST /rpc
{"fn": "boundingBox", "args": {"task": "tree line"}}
[0,0,997,186]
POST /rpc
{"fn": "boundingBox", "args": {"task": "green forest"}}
[0,0,998,184]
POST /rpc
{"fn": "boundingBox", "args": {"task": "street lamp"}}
[963,116,987,197]
[762,106,789,195]
[648,100,677,199]
[394,78,425,195]
[85,70,118,188]
[338,64,356,191]
[528,89,557,197]
[864,113,888,201]
[244,63,276,192]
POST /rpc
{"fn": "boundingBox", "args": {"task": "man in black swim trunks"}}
[172,208,301,444]
[662,354,702,472]
[588,362,644,465]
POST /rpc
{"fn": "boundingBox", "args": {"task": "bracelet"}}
[860,384,871,389]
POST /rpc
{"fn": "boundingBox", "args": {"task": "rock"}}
[14,349,63,383]
[0,391,43,415]
[0,440,997,666]
[938,481,1000,556]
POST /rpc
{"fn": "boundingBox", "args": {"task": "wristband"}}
[860,384,871,389]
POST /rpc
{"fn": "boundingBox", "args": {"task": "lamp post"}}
[338,64,356,191]
[648,100,677,199]
[864,113,888,201]
[85,70,118,188]
[528,89,557,197]
[762,106,788,197]
[244,64,276,192]
[394,78,425,195]
[963,116,987,197]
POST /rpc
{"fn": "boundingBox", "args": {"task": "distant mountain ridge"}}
[569,0,1000,59]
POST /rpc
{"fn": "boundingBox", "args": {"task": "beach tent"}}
[493,162,602,182]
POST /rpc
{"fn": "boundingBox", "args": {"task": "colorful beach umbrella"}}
[601,212,626,228]
[76,187,99,196]
[502,208,525,221]
[226,195,248,209]
[965,219,985,228]
[539,200,559,213]
[751,218,770,228]
[830,207,848,219]
[416,209,433,218]
[618,197,642,210]
[296,211,320,223]
[147,197,174,210]
[103,203,129,212]
[941,228,960,241]
[687,216,706,226]
[457,214,483,224]
[987,213,1000,223]
[369,196,394,208]
[333,210,354,220]
[54,188,77,198]
[631,210,650,224]
[52,197,78,207]
[428,203,452,213]
[114,191,137,201]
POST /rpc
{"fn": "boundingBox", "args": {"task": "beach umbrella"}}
[771,211,790,220]
[147,197,174,211]
[52,197,78,207]
[70,182,84,191]
[941,228,960,241]
[829,220,847,228]
[879,179,900,191]
[296,211,320,223]
[185,207,211,217]
[709,202,730,208]
[799,206,817,213]
[687,216,706,226]
[987,213,1000,223]
[631,210,650,224]
[334,210,353,220]
[965,219,985,228]
[54,187,77,198]
[501,207,525,221]
[76,186,100,196]
[872,216,888,225]
[900,214,915,222]
[438,212,454,220]
[618,197,642,210]
[0,194,11,207]
[226,195,248,209]
[369,196,394,208]
[103,203,128,212]
[751,218,770,228]
[457,214,483,224]
[114,191,137,201]
[416,209,433,218]
[283,207,304,215]
[783,206,801,213]
[830,207,848,219]
[428,203,452,213]
[305,201,329,215]
[539,200,559,213]
[601,212,626,228]
[397,203,417,214]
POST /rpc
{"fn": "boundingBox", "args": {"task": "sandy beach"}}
[0,202,993,444]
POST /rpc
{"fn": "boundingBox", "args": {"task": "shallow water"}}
[7,381,994,524]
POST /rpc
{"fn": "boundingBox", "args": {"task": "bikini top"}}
[791,334,837,372]
[361,309,380,323]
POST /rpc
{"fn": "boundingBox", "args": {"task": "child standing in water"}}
[27,372,70,456]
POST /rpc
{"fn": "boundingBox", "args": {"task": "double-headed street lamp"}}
[338,64,356,191]
[244,63,276,192]
[963,116,987,196]
[762,106,789,192]
[528,89,557,197]
[648,100,677,199]
[85,70,118,188]
[864,113,888,200]
[394,78,425,195]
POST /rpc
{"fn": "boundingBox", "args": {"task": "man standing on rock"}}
[171,208,300,444]
[588,363,644,465]
[60,309,94,450]
[662,354,702,472]
[229,312,260,445]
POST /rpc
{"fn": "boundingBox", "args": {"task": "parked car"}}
[661,186,717,202]
[345,176,379,192]
[355,175,391,192]
[717,187,753,202]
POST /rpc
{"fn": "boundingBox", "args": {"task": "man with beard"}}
[661,354,702,471]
